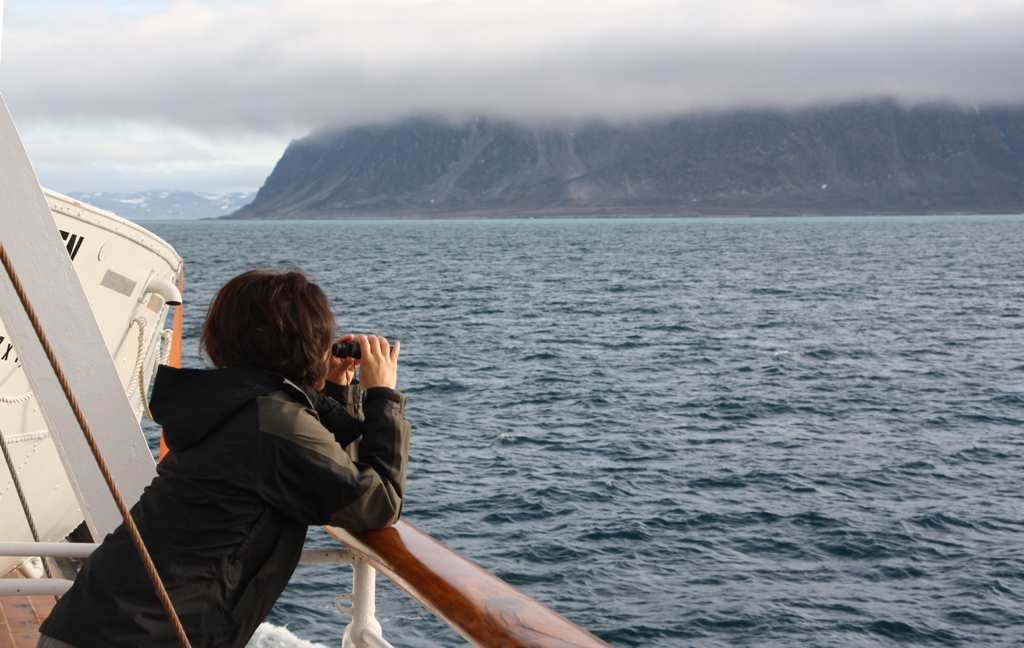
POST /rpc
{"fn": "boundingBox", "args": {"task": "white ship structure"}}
[0,187,182,578]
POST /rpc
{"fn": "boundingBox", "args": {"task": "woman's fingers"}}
[324,335,360,387]
[363,335,390,358]
[357,334,399,390]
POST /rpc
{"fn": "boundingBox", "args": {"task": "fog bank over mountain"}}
[228,102,1024,219]
[7,2,1024,194]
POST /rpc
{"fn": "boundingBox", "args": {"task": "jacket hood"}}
[150,365,310,452]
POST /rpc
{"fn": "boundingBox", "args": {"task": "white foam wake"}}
[246,623,330,648]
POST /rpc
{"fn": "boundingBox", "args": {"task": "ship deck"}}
[0,573,52,648]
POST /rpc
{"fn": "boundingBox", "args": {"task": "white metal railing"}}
[0,542,98,558]
[0,541,87,595]
[0,542,393,648]
[338,560,393,648]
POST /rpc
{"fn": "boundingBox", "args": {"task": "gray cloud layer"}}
[6,0,1024,131]
[2,0,1023,193]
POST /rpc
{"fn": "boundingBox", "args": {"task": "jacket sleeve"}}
[253,389,410,531]
[317,382,364,446]
[321,381,362,418]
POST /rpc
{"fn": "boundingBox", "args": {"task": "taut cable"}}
[0,243,192,648]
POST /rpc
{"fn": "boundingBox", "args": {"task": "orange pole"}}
[158,265,183,462]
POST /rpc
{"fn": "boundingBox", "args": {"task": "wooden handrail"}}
[324,521,612,648]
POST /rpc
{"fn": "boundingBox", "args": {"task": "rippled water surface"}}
[143,216,1024,647]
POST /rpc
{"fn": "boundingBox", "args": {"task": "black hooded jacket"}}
[40,365,410,648]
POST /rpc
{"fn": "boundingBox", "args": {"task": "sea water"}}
[140,216,1024,647]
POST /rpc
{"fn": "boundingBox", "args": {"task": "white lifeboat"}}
[0,188,180,576]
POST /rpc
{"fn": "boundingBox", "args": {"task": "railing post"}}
[341,557,392,648]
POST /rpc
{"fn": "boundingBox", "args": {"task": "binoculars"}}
[331,341,361,359]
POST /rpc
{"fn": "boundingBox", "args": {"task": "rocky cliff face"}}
[229,102,1024,218]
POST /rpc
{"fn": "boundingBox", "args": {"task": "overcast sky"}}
[2,0,1023,194]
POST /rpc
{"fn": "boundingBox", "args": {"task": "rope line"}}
[0,438,41,501]
[160,329,174,365]
[141,329,175,421]
[0,243,192,648]
[127,319,173,421]
[126,317,154,420]
[0,391,34,404]
[126,318,147,400]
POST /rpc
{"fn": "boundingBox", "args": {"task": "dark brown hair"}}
[201,268,334,385]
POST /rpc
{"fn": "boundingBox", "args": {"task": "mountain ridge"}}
[68,190,255,220]
[228,101,1024,218]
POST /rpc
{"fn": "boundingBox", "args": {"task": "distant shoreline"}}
[216,207,1024,221]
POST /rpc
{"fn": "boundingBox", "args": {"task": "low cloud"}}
[16,122,288,193]
[2,0,1023,192]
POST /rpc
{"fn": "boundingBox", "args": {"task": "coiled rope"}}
[160,329,173,365]
[125,318,148,401]
[127,318,174,421]
[0,243,192,648]
[0,391,34,404]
